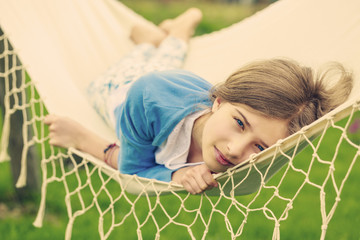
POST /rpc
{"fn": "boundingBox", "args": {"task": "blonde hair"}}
[211,58,353,135]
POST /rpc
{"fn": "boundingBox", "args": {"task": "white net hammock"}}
[1,0,360,239]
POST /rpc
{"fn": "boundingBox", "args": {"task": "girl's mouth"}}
[214,147,233,166]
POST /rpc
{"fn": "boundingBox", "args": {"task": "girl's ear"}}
[211,97,222,112]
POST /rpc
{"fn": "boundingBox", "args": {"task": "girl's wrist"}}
[75,126,95,151]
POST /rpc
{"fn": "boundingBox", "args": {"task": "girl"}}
[44,8,353,195]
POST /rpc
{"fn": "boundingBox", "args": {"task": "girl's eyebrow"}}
[235,109,270,148]
[236,109,252,128]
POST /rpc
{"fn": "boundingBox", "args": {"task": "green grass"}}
[1,119,359,239]
[1,0,360,239]
[120,0,269,36]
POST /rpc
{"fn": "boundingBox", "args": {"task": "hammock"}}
[0,0,359,239]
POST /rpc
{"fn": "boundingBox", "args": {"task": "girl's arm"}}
[44,115,119,169]
[44,115,217,194]
[44,115,174,181]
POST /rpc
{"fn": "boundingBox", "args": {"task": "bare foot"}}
[159,8,203,42]
[130,24,167,47]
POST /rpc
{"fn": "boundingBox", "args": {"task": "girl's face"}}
[201,98,289,173]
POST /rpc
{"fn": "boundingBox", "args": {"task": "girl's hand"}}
[172,164,218,194]
[44,114,86,149]
[44,114,118,169]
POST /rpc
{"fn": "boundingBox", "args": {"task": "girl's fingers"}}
[193,174,209,191]
[43,115,52,124]
[203,173,218,188]
[182,181,196,195]
[195,164,218,188]
[44,114,57,125]
[182,174,202,194]
[182,167,218,194]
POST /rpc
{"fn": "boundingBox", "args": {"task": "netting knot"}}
[335,196,341,202]
[354,100,360,108]
[297,128,306,135]
[137,229,142,239]
[342,132,349,139]
[329,165,335,172]
[249,154,257,163]
[274,139,283,147]
[287,202,293,210]
[273,188,279,196]
[321,224,328,231]
[327,115,335,121]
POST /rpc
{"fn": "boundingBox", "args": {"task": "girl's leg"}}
[87,27,168,127]
[86,44,155,126]
[87,8,202,127]
[159,8,202,43]
[144,36,187,71]
[145,8,203,71]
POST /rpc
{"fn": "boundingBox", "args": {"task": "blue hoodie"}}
[114,69,213,182]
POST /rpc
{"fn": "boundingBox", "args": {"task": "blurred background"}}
[1,0,359,240]
[0,1,273,238]
[120,0,275,36]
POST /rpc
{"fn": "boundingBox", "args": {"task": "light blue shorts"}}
[87,36,187,127]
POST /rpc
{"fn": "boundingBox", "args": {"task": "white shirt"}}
[155,109,209,170]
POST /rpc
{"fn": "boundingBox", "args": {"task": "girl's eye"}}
[256,144,265,152]
[235,118,244,129]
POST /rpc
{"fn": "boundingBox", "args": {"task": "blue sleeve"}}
[116,76,175,182]
[119,136,175,182]
[115,70,212,182]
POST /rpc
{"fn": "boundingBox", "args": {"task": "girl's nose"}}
[227,134,256,163]
[227,139,247,161]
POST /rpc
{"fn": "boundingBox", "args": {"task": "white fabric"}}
[0,0,358,144]
[0,0,360,196]
[107,83,131,127]
[155,109,208,170]
[89,36,188,127]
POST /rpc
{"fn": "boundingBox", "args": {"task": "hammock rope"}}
[1,0,360,239]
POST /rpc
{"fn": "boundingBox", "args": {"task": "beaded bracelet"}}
[104,143,119,165]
